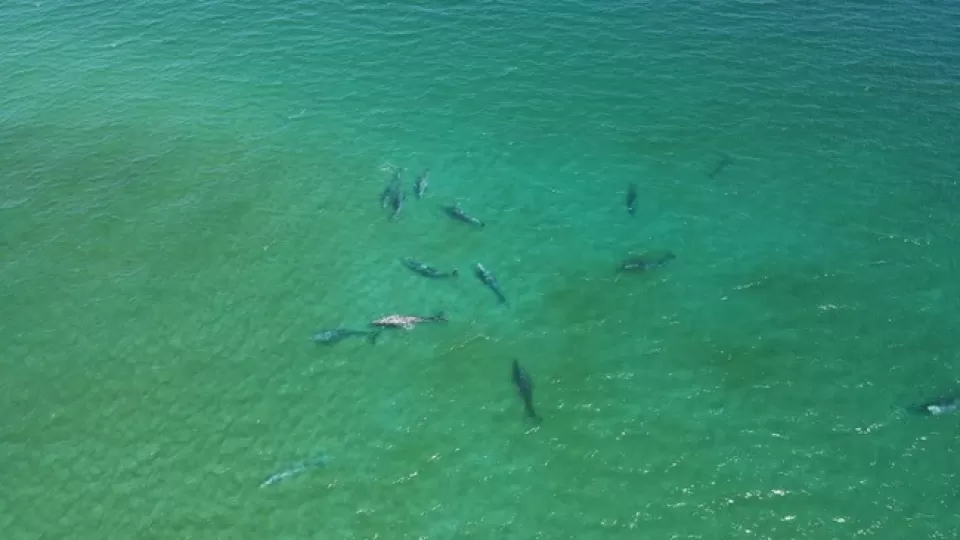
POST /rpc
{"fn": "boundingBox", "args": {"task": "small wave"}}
[0,198,28,210]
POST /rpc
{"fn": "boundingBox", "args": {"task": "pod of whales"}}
[284,156,949,488]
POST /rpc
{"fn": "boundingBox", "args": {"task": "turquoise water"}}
[3,0,960,537]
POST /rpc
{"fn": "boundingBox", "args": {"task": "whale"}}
[912,396,960,416]
[379,165,402,208]
[311,328,376,345]
[511,359,541,423]
[707,153,732,178]
[370,312,448,330]
[378,164,404,220]
[259,456,327,488]
[414,168,429,199]
[618,251,675,272]
[401,257,458,279]
[443,202,485,228]
[475,263,508,305]
[626,182,637,215]
[389,188,404,220]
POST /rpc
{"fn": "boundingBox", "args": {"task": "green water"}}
[3,0,960,537]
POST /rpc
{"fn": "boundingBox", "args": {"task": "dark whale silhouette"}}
[401,257,458,279]
[475,263,508,305]
[379,165,404,220]
[443,202,485,228]
[707,153,732,178]
[626,182,637,215]
[618,251,675,273]
[511,359,541,423]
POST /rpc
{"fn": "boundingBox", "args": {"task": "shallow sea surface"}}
[2,0,960,538]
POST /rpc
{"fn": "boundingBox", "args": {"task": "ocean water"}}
[2,0,960,537]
